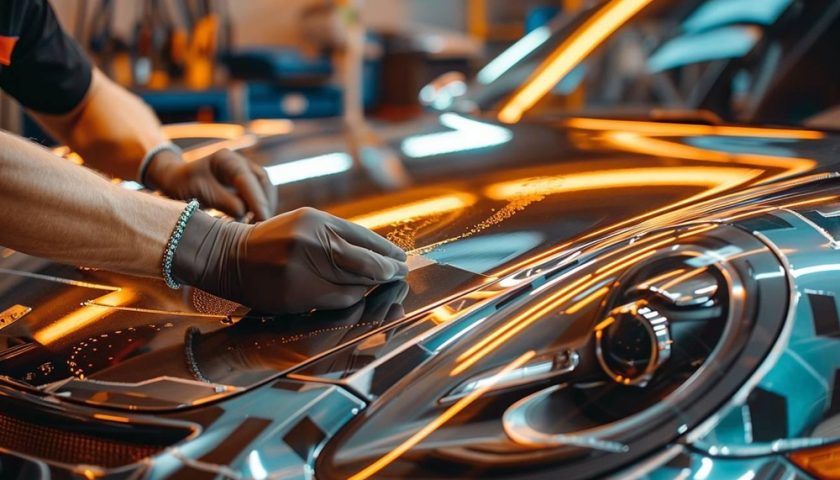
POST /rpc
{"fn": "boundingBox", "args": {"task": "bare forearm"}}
[0,131,182,277]
[29,69,167,180]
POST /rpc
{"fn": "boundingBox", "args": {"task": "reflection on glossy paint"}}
[92,413,130,423]
[485,166,759,200]
[452,223,717,376]
[498,0,654,123]
[181,136,259,162]
[264,152,353,186]
[246,119,294,137]
[602,132,817,180]
[348,350,536,480]
[33,289,136,345]
[477,26,552,85]
[452,273,594,377]
[160,122,254,164]
[695,457,714,479]
[248,450,269,480]
[400,113,513,158]
[564,117,825,139]
[563,285,609,314]
[161,123,245,140]
[350,193,477,230]
[491,170,759,279]
[647,25,761,73]
[682,0,793,33]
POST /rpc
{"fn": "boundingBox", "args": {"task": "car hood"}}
[0,117,836,413]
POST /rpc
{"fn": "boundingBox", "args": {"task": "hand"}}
[172,207,409,314]
[144,148,278,221]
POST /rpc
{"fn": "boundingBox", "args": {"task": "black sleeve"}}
[0,0,93,114]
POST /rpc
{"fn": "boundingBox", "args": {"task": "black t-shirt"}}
[0,0,92,114]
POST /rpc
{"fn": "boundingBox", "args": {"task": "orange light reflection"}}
[93,413,130,423]
[485,167,761,200]
[350,193,477,230]
[349,351,537,480]
[161,123,245,140]
[498,0,655,123]
[565,118,825,140]
[34,290,136,345]
[564,285,609,315]
[455,273,592,365]
[602,132,816,181]
[490,169,761,278]
[452,273,599,376]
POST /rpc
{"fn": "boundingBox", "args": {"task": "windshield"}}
[461,0,840,127]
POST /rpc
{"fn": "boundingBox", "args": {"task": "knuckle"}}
[294,207,322,221]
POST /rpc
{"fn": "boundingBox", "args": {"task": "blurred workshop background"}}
[0,0,580,143]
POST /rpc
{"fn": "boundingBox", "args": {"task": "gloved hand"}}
[144,148,278,221]
[171,207,409,314]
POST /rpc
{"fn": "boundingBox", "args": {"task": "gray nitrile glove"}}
[172,207,408,314]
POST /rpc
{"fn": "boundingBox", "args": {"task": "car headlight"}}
[317,224,789,480]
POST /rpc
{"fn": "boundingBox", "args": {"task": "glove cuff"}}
[171,211,252,304]
[171,210,221,288]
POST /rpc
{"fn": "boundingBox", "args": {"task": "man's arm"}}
[28,68,167,182]
[0,129,182,277]
[28,69,278,221]
[0,131,408,313]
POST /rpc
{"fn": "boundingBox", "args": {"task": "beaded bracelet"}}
[162,199,200,289]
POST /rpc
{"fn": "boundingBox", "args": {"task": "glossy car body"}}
[4,116,840,479]
[4,0,840,479]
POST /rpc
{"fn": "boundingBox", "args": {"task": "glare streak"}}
[34,290,136,345]
[491,169,761,278]
[451,275,598,376]
[564,117,825,139]
[455,274,593,364]
[498,0,655,123]
[349,193,477,230]
[264,152,353,185]
[401,113,513,158]
[477,26,552,84]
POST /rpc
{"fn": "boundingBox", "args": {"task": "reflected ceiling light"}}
[34,289,136,345]
[477,26,552,85]
[247,119,294,137]
[484,166,759,200]
[265,152,353,186]
[350,193,477,230]
[181,136,258,162]
[498,0,654,123]
[564,117,825,139]
[401,113,513,159]
[162,123,245,140]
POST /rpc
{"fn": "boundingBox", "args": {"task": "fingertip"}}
[391,246,408,262]
[393,261,409,279]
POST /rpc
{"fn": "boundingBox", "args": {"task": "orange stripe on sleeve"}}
[0,36,19,66]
